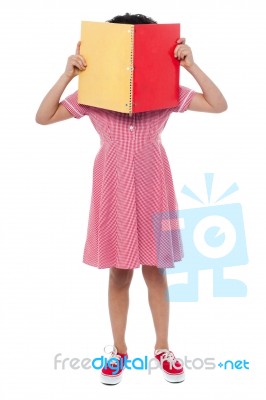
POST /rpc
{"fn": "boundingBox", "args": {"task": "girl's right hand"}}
[64,41,87,79]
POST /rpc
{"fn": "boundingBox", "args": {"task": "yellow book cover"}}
[78,21,134,113]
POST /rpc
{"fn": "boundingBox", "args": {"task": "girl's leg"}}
[142,265,169,350]
[108,267,134,354]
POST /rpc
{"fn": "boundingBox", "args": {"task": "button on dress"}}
[60,86,195,269]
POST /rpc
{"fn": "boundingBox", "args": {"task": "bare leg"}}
[108,268,134,354]
[142,265,169,350]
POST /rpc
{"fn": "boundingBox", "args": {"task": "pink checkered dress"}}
[60,85,195,269]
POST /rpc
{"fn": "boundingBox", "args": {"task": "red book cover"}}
[133,23,180,112]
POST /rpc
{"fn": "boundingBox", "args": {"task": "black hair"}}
[106,13,157,24]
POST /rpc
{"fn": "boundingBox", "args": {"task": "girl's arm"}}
[35,42,87,125]
[174,39,228,113]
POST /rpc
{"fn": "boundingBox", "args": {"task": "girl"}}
[36,13,227,385]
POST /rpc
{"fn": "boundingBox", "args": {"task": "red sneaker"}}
[100,346,128,385]
[154,348,185,383]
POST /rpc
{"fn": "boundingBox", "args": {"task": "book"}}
[78,21,180,114]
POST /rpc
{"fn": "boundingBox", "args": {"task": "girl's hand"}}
[174,38,194,68]
[64,41,87,79]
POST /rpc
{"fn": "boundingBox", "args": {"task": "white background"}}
[0,0,265,398]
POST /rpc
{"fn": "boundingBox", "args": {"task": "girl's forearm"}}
[184,63,227,112]
[35,73,73,124]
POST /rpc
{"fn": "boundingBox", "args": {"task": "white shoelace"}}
[104,345,122,366]
[155,349,182,370]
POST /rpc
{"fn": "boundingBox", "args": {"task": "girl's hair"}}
[106,13,157,24]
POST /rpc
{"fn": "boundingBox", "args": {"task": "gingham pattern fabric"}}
[60,86,195,269]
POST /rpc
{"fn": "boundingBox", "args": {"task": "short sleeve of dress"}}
[60,91,91,119]
[170,85,196,113]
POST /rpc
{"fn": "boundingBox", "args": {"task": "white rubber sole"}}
[100,370,124,385]
[163,370,185,383]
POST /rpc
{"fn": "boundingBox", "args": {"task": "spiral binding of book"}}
[129,25,134,115]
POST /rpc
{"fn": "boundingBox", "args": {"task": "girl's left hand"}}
[174,38,194,68]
